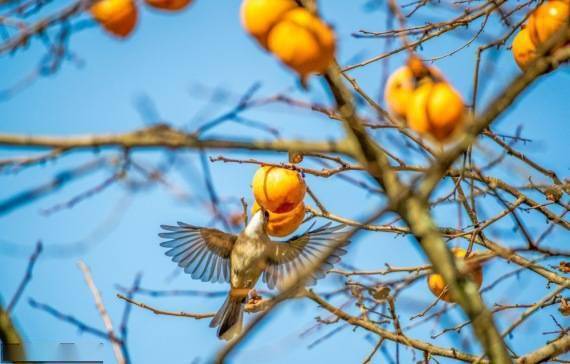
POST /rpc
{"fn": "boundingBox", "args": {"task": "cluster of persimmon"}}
[251,166,307,237]
[427,248,484,303]
[512,0,570,70]
[90,0,192,38]
[384,57,466,143]
[241,0,336,82]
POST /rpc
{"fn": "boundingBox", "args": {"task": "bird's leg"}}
[244,288,270,313]
[248,288,262,304]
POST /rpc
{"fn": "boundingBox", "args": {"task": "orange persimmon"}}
[241,0,298,48]
[90,0,138,38]
[427,248,483,303]
[512,27,537,70]
[145,0,192,11]
[528,1,570,45]
[384,66,416,118]
[267,8,336,80]
[384,60,442,119]
[252,201,305,237]
[252,166,306,213]
[406,80,465,142]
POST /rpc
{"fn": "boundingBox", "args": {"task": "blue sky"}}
[0,1,568,363]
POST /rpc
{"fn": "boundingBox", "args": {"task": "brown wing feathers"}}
[263,223,348,289]
[159,222,237,283]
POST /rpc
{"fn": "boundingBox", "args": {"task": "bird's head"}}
[244,207,269,237]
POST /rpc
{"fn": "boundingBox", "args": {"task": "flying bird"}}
[159,209,348,340]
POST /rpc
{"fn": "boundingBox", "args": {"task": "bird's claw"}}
[247,289,262,304]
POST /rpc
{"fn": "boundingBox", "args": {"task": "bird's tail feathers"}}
[210,293,245,340]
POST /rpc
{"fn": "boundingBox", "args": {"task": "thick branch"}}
[516,334,570,364]
[0,124,352,155]
[323,61,511,362]
[0,305,24,343]
[0,305,26,362]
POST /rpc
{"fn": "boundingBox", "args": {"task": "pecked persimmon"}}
[241,0,298,49]
[252,201,305,237]
[406,80,465,142]
[384,66,416,118]
[527,1,570,45]
[512,27,537,70]
[90,0,138,38]
[252,166,306,213]
[267,8,336,81]
[145,0,192,11]
[427,248,483,303]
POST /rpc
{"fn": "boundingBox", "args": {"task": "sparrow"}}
[158,208,348,340]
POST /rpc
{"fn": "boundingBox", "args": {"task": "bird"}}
[158,208,349,340]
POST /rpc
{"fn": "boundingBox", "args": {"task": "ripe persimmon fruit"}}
[528,1,570,46]
[406,80,465,142]
[252,166,306,213]
[384,60,442,119]
[145,0,192,11]
[427,248,483,303]
[241,0,297,49]
[512,27,537,70]
[384,66,416,118]
[91,0,138,38]
[267,8,336,80]
[252,201,305,237]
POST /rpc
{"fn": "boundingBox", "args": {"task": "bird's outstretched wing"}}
[263,223,349,289]
[159,222,237,283]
